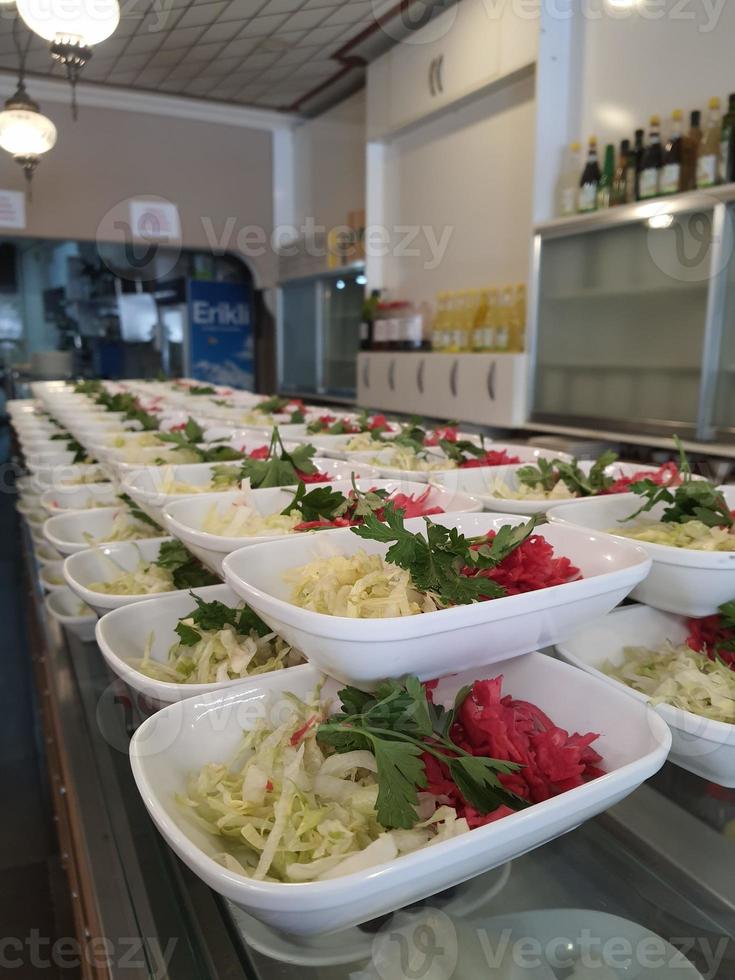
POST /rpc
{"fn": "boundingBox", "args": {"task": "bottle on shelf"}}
[578,136,601,212]
[661,109,684,195]
[495,286,513,351]
[639,115,663,200]
[471,289,489,351]
[631,128,645,201]
[359,288,380,351]
[721,93,735,184]
[399,300,425,351]
[372,302,389,352]
[612,139,630,206]
[697,96,722,188]
[682,109,701,192]
[431,292,448,351]
[596,143,615,208]
[511,283,526,352]
[457,290,478,351]
[558,141,582,216]
[483,288,498,350]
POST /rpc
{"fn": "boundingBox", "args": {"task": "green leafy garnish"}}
[125,408,160,431]
[188,385,216,395]
[318,677,522,829]
[351,506,542,607]
[238,428,318,488]
[155,417,245,463]
[154,540,220,589]
[74,379,104,395]
[255,395,290,413]
[174,593,271,645]
[516,451,619,497]
[624,438,733,528]
[516,458,558,493]
[281,477,391,525]
[118,493,162,530]
[438,438,486,464]
[66,439,91,464]
[289,408,306,424]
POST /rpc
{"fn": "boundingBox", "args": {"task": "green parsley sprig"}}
[174,593,270,646]
[237,427,318,488]
[154,540,220,589]
[317,676,523,829]
[156,417,245,463]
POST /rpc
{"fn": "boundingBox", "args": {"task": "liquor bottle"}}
[596,144,615,208]
[639,116,663,200]
[661,109,684,195]
[558,141,582,216]
[578,137,601,212]
[631,128,645,201]
[721,93,735,184]
[682,110,701,191]
[697,97,722,188]
[359,289,380,351]
[612,139,630,206]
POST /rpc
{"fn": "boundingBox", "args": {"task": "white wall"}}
[292,90,366,233]
[378,69,536,303]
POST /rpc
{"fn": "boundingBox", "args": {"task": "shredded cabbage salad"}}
[605,642,735,722]
[202,499,300,538]
[109,432,161,449]
[489,478,578,502]
[132,619,302,685]
[88,559,176,595]
[82,511,161,545]
[61,468,109,485]
[616,520,735,551]
[345,432,380,451]
[287,551,438,617]
[372,446,456,473]
[176,692,468,882]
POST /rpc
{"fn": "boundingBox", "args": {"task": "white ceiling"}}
[0,0,450,113]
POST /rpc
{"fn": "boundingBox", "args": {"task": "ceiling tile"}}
[182,39,227,59]
[219,35,260,57]
[161,25,210,48]
[239,13,289,35]
[260,0,304,12]
[109,69,141,84]
[94,36,130,58]
[115,15,147,37]
[111,52,153,71]
[134,66,173,84]
[280,7,330,30]
[182,77,217,94]
[303,0,345,7]
[300,22,346,45]
[176,2,230,28]
[324,1,371,25]
[123,32,168,53]
[198,19,239,42]
[218,0,268,22]
[147,46,189,65]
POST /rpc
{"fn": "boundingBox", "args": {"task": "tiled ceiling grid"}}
[0,0,397,109]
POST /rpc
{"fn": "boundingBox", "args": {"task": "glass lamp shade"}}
[0,105,57,157]
[16,0,120,45]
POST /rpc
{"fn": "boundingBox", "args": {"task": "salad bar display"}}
[9,378,735,974]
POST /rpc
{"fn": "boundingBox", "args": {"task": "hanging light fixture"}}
[0,16,57,193]
[15,0,120,118]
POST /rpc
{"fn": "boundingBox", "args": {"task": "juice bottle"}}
[431,292,448,351]
[471,289,489,351]
[444,291,459,352]
[511,284,526,352]
[453,290,472,351]
[495,286,513,352]
[482,288,498,350]
[698,97,722,188]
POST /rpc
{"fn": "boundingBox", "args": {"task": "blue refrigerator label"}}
[186,279,254,389]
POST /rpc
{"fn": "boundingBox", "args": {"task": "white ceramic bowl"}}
[95,584,311,707]
[43,506,163,556]
[346,443,565,485]
[40,483,121,514]
[129,653,670,935]
[162,480,485,576]
[39,560,67,592]
[557,603,735,786]
[29,463,110,490]
[45,586,97,641]
[548,486,735,617]
[436,460,684,516]
[63,537,197,615]
[222,511,652,685]
[34,542,64,564]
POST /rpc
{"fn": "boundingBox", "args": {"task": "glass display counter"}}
[24,531,735,980]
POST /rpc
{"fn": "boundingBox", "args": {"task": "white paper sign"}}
[129,198,181,241]
[0,190,26,230]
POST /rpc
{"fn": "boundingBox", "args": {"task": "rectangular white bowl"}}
[345,444,567,485]
[129,653,670,935]
[62,537,203,615]
[436,460,683,516]
[28,463,111,490]
[161,479,484,575]
[39,560,67,592]
[43,506,163,556]
[222,511,651,685]
[121,458,380,524]
[548,486,735,617]
[557,603,735,786]
[45,586,97,642]
[40,483,121,514]
[96,583,311,707]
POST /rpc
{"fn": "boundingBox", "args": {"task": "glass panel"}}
[320,273,362,397]
[280,280,318,395]
[533,209,714,435]
[709,204,735,440]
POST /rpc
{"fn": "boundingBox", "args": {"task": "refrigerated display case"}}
[277,267,364,403]
[22,518,735,980]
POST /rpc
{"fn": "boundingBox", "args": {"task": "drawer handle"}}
[487,362,496,401]
[417,359,425,394]
[388,360,396,392]
[449,360,458,398]
[429,58,436,97]
[362,359,370,389]
[436,54,444,94]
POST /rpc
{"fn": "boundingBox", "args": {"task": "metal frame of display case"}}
[527,184,735,443]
